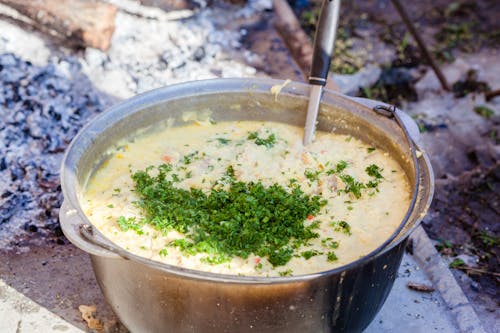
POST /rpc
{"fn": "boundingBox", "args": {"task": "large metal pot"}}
[60,78,434,333]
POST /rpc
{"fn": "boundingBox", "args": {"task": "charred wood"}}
[0,0,117,50]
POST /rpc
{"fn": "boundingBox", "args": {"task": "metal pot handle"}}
[351,97,424,149]
[351,97,422,245]
[59,201,123,259]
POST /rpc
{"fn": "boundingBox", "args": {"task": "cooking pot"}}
[60,78,434,333]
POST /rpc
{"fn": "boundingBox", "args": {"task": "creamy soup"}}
[82,120,410,277]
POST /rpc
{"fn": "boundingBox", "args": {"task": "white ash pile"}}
[0,54,109,248]
[80,0,271,98]
[0,0,272,99]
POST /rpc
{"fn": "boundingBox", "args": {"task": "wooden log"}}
[273,0,313,79]
[0,0,117,51]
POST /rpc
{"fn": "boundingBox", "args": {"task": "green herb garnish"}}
[339,174,365,199]
[117,216,144,235]
[366,164,384,179]
[215,138,231,145]
[248,131,277,148]
[367,147,376,153]
[326,160,348,175]
[128,164,326,267]
[330,220,352,235]
[327,251,338,262]
[279,269,293,276]
[335,160,348,173]
[301,250,322,260]
[365,164,384,191]
[182,151,199,165]
[304,168,321,182]
[329,241,339,249]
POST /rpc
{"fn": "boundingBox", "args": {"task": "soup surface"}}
[83,120,410,277]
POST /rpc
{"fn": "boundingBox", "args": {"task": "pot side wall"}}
[90,239,406,333]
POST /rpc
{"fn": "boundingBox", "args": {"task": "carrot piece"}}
[162,155,173,163]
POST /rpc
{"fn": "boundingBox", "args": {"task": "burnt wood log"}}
[273,0,338,90]
[0,0,117,50]
[273,0,313,80]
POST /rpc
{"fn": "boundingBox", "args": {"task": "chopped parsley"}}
[279,269,293,276]
[330,220,352,235]
[366,164,384,179]
[217,165,236,185]
[117,216,144,235]
[321,238,339,249]
[327,251,338,262]
[301,250,322,260]
[365,164,384,190]
[335,160,348,173]
[182,151,199,165]
[125,164,327,267]
[304,162,383,199]
[338,174,365,199]
[326,160,348,175]
[304,168,321,182]
[328,241,339,249]
[247,131,277,148]
[215,138,231,145]
[367,147,376,153]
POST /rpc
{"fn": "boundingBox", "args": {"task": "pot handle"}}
[59,201,123,259]
[351,97,424,149]
[350,97,423,247]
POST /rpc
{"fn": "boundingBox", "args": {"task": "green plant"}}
[449,258,465,268]
[473,105,495,119]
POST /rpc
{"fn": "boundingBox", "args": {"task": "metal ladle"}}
[303,0,341,145]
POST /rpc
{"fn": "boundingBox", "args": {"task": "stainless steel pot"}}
[60,78,434,333]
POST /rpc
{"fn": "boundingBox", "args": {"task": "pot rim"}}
[60,77,434,284]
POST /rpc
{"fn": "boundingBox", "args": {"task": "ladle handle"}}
[309,0,341,85]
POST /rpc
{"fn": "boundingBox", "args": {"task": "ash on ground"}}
[0,54,109,249]
[0,0,273,249]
